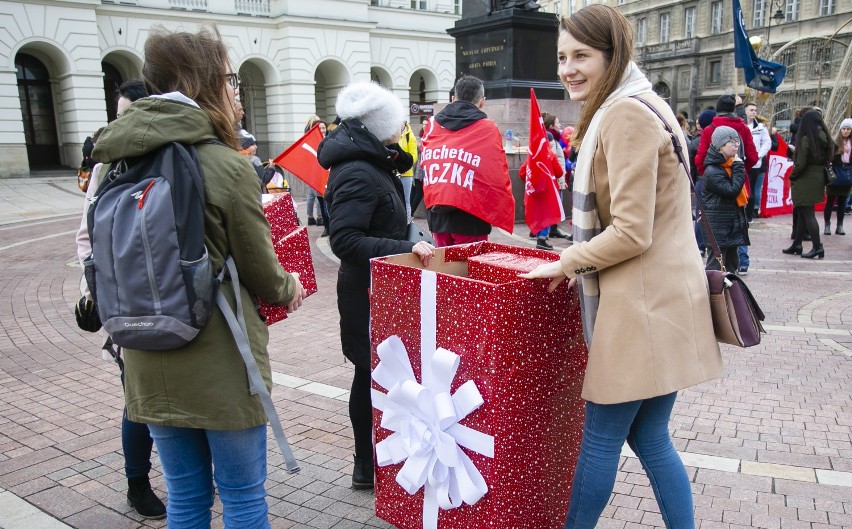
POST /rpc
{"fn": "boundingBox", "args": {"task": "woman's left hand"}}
[412,241,435,267]
[519,261,576,292]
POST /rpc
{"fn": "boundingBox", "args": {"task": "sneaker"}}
[307,217,316,226]
[737,266,748,276]
[536,238,554,250]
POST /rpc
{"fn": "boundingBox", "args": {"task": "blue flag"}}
[732,0,786,93]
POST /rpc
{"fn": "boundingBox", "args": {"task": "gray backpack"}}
[84,142,214,350]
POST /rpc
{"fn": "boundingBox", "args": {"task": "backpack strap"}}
[216,256,301,473]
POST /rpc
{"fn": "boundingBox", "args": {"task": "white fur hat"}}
[335,82,405,144]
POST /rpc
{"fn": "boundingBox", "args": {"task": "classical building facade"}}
[1,0,460,177]
[534,0,852,129]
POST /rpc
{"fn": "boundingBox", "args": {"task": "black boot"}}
[352,455,374,490]
[127,477,166,519]
[549,226,570,239]
[782,244,803,255]
[801,245,825,259]
[837,224,845,235]
[824,221,831,235]
[536,238,554,250]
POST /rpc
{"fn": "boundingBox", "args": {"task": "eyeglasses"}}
[225,72,240,90]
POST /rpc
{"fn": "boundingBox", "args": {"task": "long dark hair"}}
[559,5,633,148]
[795,110,832,164]
[142,25,237,150]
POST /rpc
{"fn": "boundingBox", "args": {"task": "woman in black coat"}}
[701,126,749,271]
[317,82,433,489]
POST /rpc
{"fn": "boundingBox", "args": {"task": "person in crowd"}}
[689,109,716,256]
[695,94,758,177]
[318,81,434,490]
[825,118,852,235]
[234,98,256,143]
[304,115,327,228]
[421,75,514,247]
[743,103,771,222]
[521,6,721,528]
[783,110,833,259]
[398,121,419,221]
[525,130,566,250]
[409,125,426,215]
[75,79,168,521]
[701,126,750,271]
[240,136,277,192]
[91,25,307,527]
[541,113,571,240]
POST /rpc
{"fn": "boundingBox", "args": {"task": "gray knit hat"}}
[711,126,740,151]
[335,82,405,144]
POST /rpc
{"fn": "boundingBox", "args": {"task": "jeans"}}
[400,177,413,222]
[147,425,269,529]
[306,189,320,218]
[563,393,694,529]
[737,246,749,268]
[750,170,766,215]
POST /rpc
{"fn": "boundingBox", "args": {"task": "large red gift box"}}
[370,242,588,529]
[259,193,317,325]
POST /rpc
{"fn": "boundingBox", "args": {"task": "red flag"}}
[273,124,329,195]
[523,88,565,234]
[420,118,515,234]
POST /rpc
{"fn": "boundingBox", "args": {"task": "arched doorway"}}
[314,60,349,124]
[16,53,60,167]
[102,61,123,123]
[370,67,392,89]
[238,61,271,157]
[408,69,439,126]
[653,81,671,101]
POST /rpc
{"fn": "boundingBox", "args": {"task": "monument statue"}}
[490,0,540,12]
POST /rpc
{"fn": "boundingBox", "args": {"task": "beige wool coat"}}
[560,94,723,405]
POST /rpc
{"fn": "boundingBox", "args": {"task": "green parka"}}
[92,96,296,429]
[790,133,829,207]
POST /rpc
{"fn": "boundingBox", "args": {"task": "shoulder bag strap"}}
[630,96,725,270]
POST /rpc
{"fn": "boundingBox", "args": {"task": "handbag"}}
[406,222,435,245]
[828,164,852,187]
[824,164,837,186]
[631,97,766,347]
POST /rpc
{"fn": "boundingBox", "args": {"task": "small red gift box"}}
[262,192,300,242]
[370,242,588,529]
[259,193,317,325]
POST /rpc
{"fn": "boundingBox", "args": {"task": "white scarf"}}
[571,62,653,346]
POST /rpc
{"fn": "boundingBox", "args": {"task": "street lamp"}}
[764,0,786,56]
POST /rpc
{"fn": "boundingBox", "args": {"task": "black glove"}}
[75,296,102,333]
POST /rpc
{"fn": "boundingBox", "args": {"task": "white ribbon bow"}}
[372,269,494,529]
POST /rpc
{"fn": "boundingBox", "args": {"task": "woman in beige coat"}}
[522,6,722,528]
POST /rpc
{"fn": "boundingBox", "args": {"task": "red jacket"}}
[695,115,758,176]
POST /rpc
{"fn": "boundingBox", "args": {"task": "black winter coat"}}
[317,118,414,368]
[701,148,750,249]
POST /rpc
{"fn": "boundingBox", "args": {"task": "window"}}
[636,17,647,45]
[568,0,576,15]
[660,13,670,43]
[411,0,426,9]
[708,60,721,85]
[785,0,799,22]
[710,1,723,35]
[752,0,765,28]
[684,7,695,39]
[819,0,835,15]
[454,0,461,15]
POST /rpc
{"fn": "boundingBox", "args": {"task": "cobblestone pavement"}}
[0,176,851,529]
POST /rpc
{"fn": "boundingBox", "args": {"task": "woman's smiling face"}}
[557,31,608,102]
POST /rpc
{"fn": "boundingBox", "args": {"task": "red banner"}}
[273,124,329,195]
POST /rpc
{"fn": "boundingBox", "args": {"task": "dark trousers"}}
[824,195,848,226]
[316,196,329,230]
[793,205,821,247]
[409,179,424,215]
[120,368,154,479]
[350,367,373,459]
[705,246,739,272]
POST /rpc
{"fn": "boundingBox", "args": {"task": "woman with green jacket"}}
[783,110,833,259]
[92,26,306,528]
